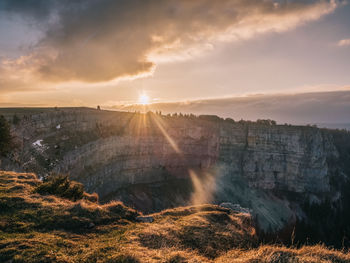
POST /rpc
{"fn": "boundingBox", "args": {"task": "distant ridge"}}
[110,90,350,129]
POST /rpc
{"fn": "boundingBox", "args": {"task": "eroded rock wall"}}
[1,108,342,232]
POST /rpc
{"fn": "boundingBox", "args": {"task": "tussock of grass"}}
[84,191,99,203]
[104,201,139,220]
[216,244,350,262]
[0,171,349,262]
[34,174,85,201]
[104,254,140,263]
[129,204,257,259]
[0,171,139,234]
[156,204,232,217]
[164,253,188,263]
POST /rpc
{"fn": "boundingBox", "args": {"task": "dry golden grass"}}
[216,244,350,262]
[1,171,349,263]
[132,205,257,258]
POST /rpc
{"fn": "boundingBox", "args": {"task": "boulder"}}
[87,222,95,229]
[136,216,154,223]
[219,202,252,215]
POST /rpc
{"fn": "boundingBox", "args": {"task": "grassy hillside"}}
[0,171,349,263]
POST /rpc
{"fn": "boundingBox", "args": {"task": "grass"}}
[216,245,350,263]
[0,171,349,262]
[140,205,257,257]
[34,174,85,201]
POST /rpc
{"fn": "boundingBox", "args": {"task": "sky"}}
[0,0,350,116]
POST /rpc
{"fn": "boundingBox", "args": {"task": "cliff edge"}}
[1,171,349,263]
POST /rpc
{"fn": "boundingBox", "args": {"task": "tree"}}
[0,115,12,156]
[198,115,223,122]
[225,118,235,124]
[12,114,20,125]
[257,119,277,125]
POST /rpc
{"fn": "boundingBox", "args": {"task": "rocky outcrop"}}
[0,108,346,234]
[219,203,252,214]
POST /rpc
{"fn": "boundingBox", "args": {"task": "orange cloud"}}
[337,38,350,46]
[0,0,340,92]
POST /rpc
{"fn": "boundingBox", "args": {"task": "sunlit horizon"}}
[0,0,349,126]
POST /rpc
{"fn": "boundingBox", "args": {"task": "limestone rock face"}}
[220,123,336,193]
[1,108,343,232]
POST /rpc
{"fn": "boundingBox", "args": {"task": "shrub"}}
[35,174,84,201]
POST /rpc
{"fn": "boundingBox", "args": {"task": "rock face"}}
[0,108,346,234]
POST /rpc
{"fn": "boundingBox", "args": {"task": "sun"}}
[139,94,150,105]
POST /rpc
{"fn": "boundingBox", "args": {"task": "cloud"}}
[0,0,339,88]
[0,55,44,93]
[337,38,350,46]
[0,0,55,20]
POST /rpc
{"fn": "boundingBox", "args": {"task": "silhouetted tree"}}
[12,114,20,125]
[0,115,12,156]
[225,118,235,124]
[257,119,277,125]
[199,115,223,122]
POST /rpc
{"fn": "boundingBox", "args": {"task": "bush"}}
[35,174,84,201]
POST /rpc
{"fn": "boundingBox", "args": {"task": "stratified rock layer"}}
[0,108,344,232]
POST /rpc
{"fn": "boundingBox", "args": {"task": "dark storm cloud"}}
[0,0,339,85]
[0,0,56,20]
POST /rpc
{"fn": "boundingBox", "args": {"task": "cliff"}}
[1,108,349,238]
